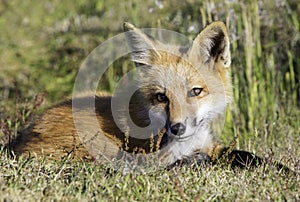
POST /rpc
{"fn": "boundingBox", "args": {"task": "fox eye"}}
[156,93,168,102]
[190,88,203,97]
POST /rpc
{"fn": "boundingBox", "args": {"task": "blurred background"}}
[0,0,299,155]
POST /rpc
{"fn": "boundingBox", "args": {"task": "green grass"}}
[0,152,299,201]
[0,0,299,201]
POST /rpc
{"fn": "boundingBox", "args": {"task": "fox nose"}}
[171,123,186,136]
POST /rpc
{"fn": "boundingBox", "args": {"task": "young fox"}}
[12,21,263,169]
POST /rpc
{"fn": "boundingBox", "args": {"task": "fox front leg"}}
[167,152,212,169]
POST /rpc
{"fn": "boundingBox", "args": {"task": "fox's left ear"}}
[123,22,161,66]
[189,21,231,68]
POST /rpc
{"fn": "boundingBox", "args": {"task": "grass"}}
[0,0,299,201]
[0,152,299,201]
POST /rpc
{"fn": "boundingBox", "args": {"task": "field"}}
[0,0,299,201]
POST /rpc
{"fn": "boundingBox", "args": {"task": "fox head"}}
[123,22,232,148]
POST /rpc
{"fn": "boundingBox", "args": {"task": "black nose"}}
[171,123,186,136]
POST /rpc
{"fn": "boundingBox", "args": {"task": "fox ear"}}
[190,21,231,68]
[124,22,161,66]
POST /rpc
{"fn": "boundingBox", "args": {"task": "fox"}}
[11,21,287,172]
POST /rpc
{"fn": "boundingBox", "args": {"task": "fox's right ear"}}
[124,22,161,66]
